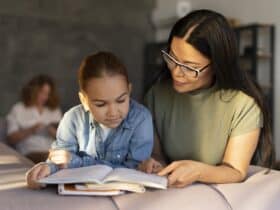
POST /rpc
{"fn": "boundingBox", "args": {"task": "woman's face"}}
[168,36,213,93]
[36,83,51,107]
[80,74,131,128]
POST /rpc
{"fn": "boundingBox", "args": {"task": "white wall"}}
[155,0,280,159]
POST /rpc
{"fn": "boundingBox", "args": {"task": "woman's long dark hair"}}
[161,9,274,167]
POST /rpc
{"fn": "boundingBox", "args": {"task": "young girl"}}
[26,52,153,189]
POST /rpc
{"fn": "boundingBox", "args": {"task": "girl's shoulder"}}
[125,99,152,127]
[61,104,87,122]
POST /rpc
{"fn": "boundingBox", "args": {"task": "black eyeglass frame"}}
[161,50,210,78]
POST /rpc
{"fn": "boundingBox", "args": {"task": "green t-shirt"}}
[145,80,263,165]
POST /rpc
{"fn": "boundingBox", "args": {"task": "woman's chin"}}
[173,84,192,93]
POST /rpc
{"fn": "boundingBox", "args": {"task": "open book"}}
[39,165,167,195]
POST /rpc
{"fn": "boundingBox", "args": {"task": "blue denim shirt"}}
[47,99,153,174]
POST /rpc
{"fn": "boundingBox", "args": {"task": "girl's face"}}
[168,36,213,93]
[36,83,51,107]
[80,74,131,128]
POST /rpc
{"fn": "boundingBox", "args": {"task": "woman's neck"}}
[36,105,44,114]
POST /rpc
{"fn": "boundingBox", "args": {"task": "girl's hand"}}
[26,163,50,189]
[138,158,164,174]
[48,149,71,169]
[158,160,201,188]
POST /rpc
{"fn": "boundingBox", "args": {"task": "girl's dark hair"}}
[78,51,129,91]
[165,9,274,167]
[21,74,59,110]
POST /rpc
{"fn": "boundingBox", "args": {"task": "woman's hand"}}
[46,124,57,139]
[26,163,50,189]
[158,160,202,188]
[48,149,71,169]
[31,123,45,134]
[138,158,164,174]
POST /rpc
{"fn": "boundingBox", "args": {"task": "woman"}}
[6,74,62,162]
[139,9,274,188]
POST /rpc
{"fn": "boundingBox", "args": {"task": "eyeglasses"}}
[161,50,210,78]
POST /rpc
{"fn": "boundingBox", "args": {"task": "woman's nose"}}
[172,65,184,77]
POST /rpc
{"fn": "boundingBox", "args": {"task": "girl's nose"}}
[107,104,118,117]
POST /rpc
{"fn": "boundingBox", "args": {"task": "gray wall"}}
[0,0,155,115]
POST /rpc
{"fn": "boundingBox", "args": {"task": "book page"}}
[76,183,145,193]
[103,168,168,189]
[39,165,113,184]
[58,184,124,196]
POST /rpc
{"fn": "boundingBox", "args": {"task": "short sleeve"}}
[230,94,263,137]
[6,105,20,135]
[51,108,63,122]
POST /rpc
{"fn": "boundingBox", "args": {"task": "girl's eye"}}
[94,103,105,107]
[117,99,126,104]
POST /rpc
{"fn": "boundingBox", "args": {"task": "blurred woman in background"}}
[6,74,62,163]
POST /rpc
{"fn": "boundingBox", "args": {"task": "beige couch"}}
[0,134,280,210]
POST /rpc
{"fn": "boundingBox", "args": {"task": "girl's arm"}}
[121,110,154,169]
[158,129,260,187]
[138,133,167,173]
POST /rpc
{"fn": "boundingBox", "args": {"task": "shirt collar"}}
[88,112,132,130]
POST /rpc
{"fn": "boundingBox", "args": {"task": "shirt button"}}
[117,154,121,159]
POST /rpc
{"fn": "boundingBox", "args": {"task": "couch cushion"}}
[215,167,280,210]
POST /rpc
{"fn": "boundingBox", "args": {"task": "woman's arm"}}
[47,123,58,139]
[158,129,260,187]
[7,123,44,145]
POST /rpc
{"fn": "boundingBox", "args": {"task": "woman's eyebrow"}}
[170,49,200,65]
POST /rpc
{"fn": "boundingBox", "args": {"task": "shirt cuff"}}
[46,162,59,174]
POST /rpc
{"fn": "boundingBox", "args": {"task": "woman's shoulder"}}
[150,79,172,92]
[145,80,174,101]
[220,89,255,101]
[218,89,259,109]
[9,102,26,113]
